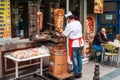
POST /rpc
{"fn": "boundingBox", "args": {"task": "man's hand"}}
[55,32,60,36]
[59,29,63,33]
[103,33,107,39]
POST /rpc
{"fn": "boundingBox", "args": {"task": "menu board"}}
[0,0,11,38]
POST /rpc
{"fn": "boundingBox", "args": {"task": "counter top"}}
[4,53,50,62]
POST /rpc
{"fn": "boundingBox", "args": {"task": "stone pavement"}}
[76,61,117,80]
[100,67,120,80]
[1,61,119,80]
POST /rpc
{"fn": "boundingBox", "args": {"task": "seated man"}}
[92,27,108,61]
[115,34,120,41]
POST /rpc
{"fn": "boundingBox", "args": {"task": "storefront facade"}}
[97,0,120,40]
[0,0,120,78]
[0,0,82,38]
[0,0,120,43]
[0,0,68,78]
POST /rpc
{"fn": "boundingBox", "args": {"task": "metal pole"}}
[84,0,87,57]
[15,61,19,79]
[66,0,69,13]
[80,0,85,57]
[80,0,84,24]
[40,58,43,75]
[66,0,72,64]
[38,0,41,12]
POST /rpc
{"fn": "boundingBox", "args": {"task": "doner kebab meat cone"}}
[54,9,64,32]
[36,12,43,33]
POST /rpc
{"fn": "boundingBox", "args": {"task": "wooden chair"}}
[103,44,118,67]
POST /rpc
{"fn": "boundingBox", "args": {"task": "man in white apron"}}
[60,11,84,78]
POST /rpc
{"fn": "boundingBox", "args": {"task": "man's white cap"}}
[65,11,72,18]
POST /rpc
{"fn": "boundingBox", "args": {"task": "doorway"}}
[97,1,120,40]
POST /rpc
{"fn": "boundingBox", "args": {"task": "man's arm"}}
[57,29,65,37]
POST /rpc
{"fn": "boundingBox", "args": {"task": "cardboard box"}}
[50,48,67,65]
[49,43,65,51]
[49,46,68,76]
[62,62,68,74]
[53,73,73,79]
[49,62,67,75]
[50,47,66,55]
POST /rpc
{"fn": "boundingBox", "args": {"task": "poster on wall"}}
[0,0,11,38]
[85,16,95,54]
[94,0,104,13]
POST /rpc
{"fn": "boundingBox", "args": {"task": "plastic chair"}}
[103,44,118,67]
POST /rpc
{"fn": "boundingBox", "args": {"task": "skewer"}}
[47,22,57,27]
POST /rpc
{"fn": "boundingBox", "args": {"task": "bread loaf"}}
[11,46,49,59]
[11,50,26,59]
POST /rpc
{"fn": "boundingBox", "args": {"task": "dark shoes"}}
[69,73,82,80]
[74,73,82,79]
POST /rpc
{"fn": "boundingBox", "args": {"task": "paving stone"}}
[1,61,117,80]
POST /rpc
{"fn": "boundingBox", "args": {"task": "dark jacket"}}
[92,32,107,45]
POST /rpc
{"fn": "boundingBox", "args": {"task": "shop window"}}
[100,14,116,24]
[104,2,116,12]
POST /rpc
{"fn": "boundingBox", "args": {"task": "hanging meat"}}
[36,12,43,33]
[54,9,64,32]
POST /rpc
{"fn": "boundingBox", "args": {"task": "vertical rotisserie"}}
[36,12,43,32]
[54,9,64,32]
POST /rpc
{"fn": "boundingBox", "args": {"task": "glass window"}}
[100,13,116,24]
[0,0,4,2]
[104,2,116,12]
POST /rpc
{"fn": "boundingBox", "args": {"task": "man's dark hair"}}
[100,27,106,31]
[87,17,93,20]
[67,15,75,19]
